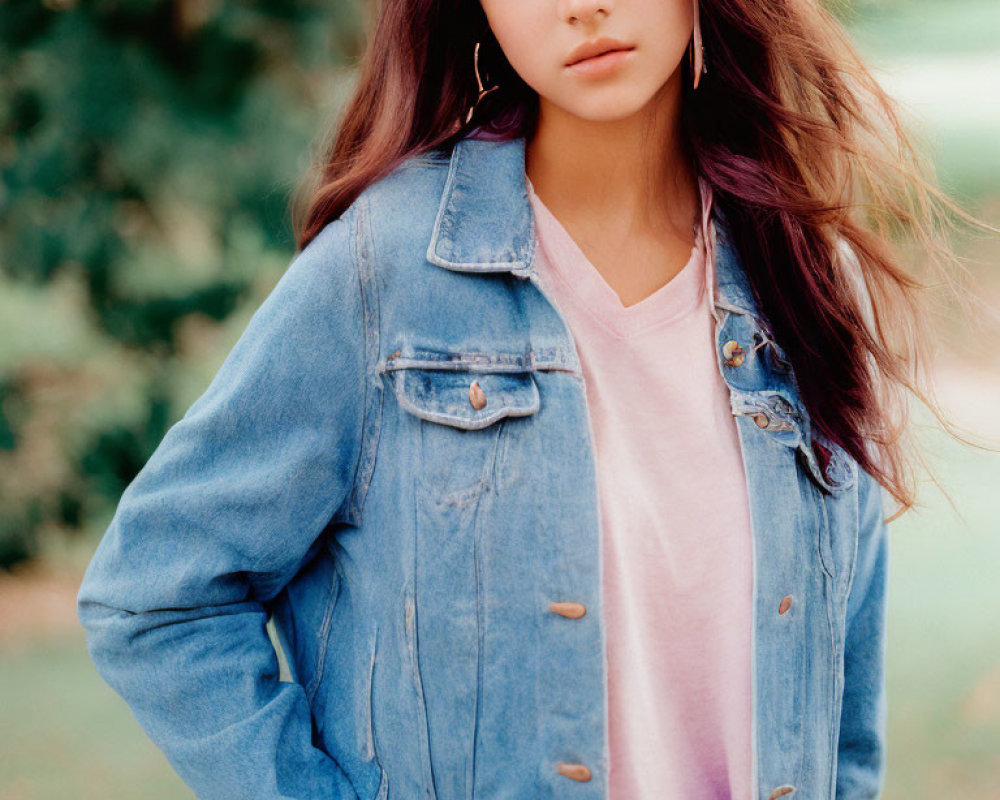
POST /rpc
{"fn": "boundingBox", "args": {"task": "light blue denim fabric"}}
[77,133,890,800]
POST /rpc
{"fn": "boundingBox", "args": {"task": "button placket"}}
[548,600,590,780]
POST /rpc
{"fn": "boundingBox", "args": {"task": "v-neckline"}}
[526,175,711,340]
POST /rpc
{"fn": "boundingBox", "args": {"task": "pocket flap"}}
[391,368,541,430]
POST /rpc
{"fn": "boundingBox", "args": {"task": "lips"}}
[565,37,635,67]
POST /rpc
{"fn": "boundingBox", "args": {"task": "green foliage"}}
[0,0,364,567]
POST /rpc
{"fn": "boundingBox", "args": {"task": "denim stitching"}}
[306,562,340,705]
[369,623,390,799]
[352,193,383,524]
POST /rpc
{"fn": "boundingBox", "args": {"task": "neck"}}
[524,70,698,240]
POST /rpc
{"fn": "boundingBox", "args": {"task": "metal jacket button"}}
[549,601,586,619]
[469,379,487,410]
[778,595,793,615]
[753,412,770,429]
[768,785,796,799]
[556,762,592,782]
[723,339,745,367]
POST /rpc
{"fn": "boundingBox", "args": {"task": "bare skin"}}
[480,0,700,308]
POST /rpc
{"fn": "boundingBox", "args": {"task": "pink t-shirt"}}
[526,177,754,800]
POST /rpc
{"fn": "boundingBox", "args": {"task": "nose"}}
[558,0,613,25]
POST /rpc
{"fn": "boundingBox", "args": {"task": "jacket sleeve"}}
[835,467,891,798]
[76,209,368,800]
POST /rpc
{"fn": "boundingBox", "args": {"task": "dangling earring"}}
[463,40,501,125]
[690,0,707,90]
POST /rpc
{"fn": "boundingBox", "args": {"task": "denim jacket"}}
[77,133,890,800]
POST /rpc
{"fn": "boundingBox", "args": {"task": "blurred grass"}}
[0,636,195,800]
[882,415,1000,799]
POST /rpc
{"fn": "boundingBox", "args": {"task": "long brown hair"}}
[291,0,995,520]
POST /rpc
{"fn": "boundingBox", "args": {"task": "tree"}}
[0,0,364,567]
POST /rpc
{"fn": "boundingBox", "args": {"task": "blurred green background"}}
[1,0,998,798]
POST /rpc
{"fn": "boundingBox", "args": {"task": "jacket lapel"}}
[425,136,536,276]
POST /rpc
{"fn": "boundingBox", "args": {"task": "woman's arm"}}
[76,208,368,800]
[836,467,891,798]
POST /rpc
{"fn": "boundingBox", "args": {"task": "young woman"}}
[78,1,979,799]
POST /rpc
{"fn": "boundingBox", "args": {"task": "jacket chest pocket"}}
[387,362,541,800]
[390,364,541,502]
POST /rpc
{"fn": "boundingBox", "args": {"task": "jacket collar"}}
[423,134,861,495]
[425,133,762,319]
